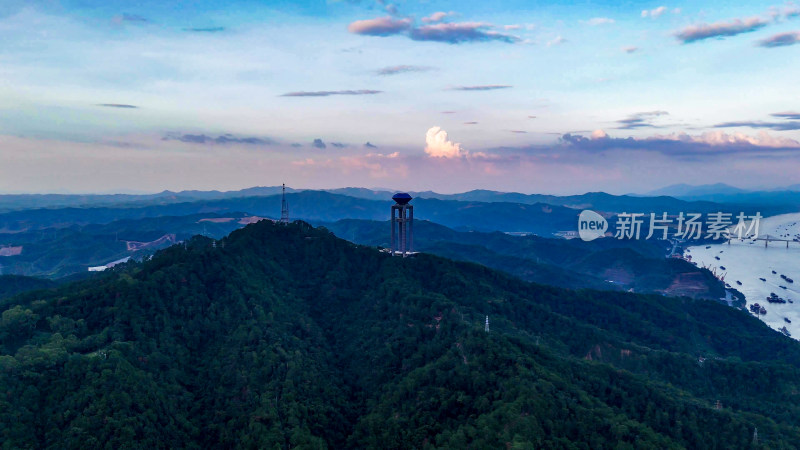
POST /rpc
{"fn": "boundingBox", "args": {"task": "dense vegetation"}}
[0,275,55,299]
[1,220,798,448]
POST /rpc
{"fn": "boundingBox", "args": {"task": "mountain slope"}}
[0,275,56,299]
[323,219,725,298]
[1,221,799,448]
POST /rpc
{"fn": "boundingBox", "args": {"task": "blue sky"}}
[0,0,799,194]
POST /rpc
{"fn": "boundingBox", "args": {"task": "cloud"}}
[641,6,667,18]
[449,85,512,91]
[504,24,522,30]
[675,17,769,43]
[421,12,453,23]
[184,27,226,33]
[312,138,326,149]
[441,111,457,114]
[616,111,669,129]
[376,65,432,75]
[291,143,303,148]
[112,14,147,24]
[772,111,800,120]
[559,130,800,156]
[464,121,478,125]
[509,130,527,134]
[425,126,465,158]
[663,131,800,147]
[757,31,800,47]
[338,152,402,178]
[97,103,138,109]
[547,36,567,46]
[164,133,275,145]
[713,120,800,131]
[585,17,615,25]
[622,46,639,53]
[280,90,382,97]
[384,3,399,16]
[364,142,377,148]
[348,16,521,44]
[331,142,347,148]
[347,16,412,36]
[410,22,521,44]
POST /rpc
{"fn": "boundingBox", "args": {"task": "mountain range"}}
[323,219,727,300]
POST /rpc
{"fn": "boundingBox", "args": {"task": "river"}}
[687,212,800,338]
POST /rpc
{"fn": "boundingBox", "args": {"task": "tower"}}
[390,192,413,257]
[280,183,289,224]
[485,315,489,333]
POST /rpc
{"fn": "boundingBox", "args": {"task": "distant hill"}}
[4,186,793,218]
[0,191,582,235]
[671,190,800,206]
[645,183,749,197]
[2,220,800,447]
[323,219,725,299]
[0,214,251,278]
[641,183,800,206]
[0,186,297,213]
[328,187,785,216]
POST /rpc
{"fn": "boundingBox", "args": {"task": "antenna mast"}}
[280,183,289,224]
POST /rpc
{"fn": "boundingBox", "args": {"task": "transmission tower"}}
[753,427,758,446]
[280,183,290,224]
[485,315,489,333]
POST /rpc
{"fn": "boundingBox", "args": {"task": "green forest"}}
[1,220,799,448]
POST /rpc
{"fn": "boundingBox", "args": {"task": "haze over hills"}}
[2,185,797,216]
[0,187,789,234]
[327,188,779,216]
[2,220,800,447]
[645,183,751,198]
[643,183,800,205]
[0,191,581,235]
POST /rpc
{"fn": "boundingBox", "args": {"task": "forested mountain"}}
[0,213,254,278]
[2,220,799,448]
[323,219,725,299]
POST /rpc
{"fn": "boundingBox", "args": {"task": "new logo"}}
[578,210,608,241]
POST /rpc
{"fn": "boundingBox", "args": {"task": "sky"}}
[1,0,799,195]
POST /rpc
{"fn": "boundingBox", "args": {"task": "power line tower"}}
[752,427,758,446]
[280,183,290,224]
[485,315,490,333]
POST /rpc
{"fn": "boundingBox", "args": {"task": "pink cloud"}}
[347,16,412,36]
